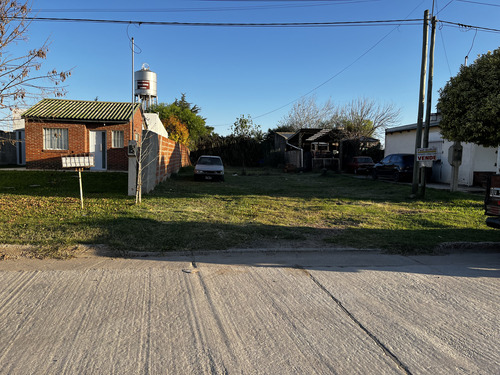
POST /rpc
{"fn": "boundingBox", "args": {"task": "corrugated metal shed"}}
[22,99,141,123]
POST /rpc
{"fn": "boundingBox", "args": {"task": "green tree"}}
[149,94,212,148]
[231,114,263,140]
[162,115,189,145]
[437,48,500,147]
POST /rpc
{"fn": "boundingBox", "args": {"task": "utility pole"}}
[131,37,135,141]
[411,10,429,197]
[421,15,437,197]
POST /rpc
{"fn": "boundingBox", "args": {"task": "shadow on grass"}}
[53,215,499,255]
[153,170,479,206]
[0,170,128,198]
[0,169,482,209]
[65,217,499,278]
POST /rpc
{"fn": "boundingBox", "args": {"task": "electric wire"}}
[17,17,422,28]
[440,20,500,33]
[251,0,427,121]
[435,0,453,78]
[465,27,478,61]
[12,9,500,128]
[456,0,500,7]
[436,0,455,15]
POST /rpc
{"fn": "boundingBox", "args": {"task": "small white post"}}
[78,168,84,209]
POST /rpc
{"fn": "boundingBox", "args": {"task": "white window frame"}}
[43,128,68,150]
[112,130,124,148]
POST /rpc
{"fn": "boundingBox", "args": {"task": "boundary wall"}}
[140,130,191,194]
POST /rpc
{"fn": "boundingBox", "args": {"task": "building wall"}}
[25,109,144,170]
[385,126,498,186]
[384,128,442,156]
[0,131,17,165]
[25,121,87,169]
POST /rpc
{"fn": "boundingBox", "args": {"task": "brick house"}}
[22,99,143,171]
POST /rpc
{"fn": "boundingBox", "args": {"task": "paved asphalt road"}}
[0,249,498,374]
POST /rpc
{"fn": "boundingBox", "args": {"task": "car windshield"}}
[197,157,222,166]
[402,155,414,163]
[357,157,373,163]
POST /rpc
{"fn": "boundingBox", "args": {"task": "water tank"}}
[135,63,157,98]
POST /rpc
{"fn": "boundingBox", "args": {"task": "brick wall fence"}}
[141,130,191,194]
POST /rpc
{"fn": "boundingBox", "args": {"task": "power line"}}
[436,0,455,15]
[251,0,427,121]
[456,0,500,7]
[440,20,500,33]
[18,16,422,28]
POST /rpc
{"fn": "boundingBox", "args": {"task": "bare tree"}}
[0,1,70,116]
[339,97,400,140]
[278,96,338,130]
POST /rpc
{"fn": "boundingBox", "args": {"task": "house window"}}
[112,130,124,148]
[43,128,68,150]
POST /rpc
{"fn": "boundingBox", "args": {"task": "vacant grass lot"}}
[1,168,499,257]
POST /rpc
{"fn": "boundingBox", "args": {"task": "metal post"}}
[411,10,429,197]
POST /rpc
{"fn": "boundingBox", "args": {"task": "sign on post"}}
[61,154,95,209]
[417,148,437,168]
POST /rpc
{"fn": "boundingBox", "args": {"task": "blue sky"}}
[8,0,500,136]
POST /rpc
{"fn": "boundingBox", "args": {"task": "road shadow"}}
[58,216,500,279]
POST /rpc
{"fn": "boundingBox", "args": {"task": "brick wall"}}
[25,121,87,169]
[141,131,191,194]
[25,109,144,170]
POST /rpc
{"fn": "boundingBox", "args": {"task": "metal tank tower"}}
[134,63,158,109]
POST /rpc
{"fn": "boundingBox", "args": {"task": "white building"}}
[385,114,500,186]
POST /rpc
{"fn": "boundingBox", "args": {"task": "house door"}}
[90,131,107,170]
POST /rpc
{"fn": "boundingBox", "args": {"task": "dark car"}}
[372,153,414,182]
[485,175,500,229]
[346,156,375,174]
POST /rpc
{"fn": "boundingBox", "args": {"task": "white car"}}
[194,155,225,181]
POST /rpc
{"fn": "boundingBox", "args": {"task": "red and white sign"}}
[137,80,150,90]
[417,148,437,161]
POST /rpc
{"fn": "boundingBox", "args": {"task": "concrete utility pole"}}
[421,15,437,197]
[412,10,429,197]
[131,37,135,139]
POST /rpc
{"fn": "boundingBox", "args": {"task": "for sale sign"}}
[417,148,437,167]
[417,148,437,161]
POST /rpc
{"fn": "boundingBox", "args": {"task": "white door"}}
[90,131,107,170]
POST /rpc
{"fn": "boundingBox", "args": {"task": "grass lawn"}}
[1,167,499,257]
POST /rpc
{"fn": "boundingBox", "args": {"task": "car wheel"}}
[393,171,400,182]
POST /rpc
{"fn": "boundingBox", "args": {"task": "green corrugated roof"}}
[22,99,141,122]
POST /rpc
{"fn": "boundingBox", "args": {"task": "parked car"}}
[346,156,375,174]
[372,153,414,182]
[194,155,225,181]
[485,174,500,229]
